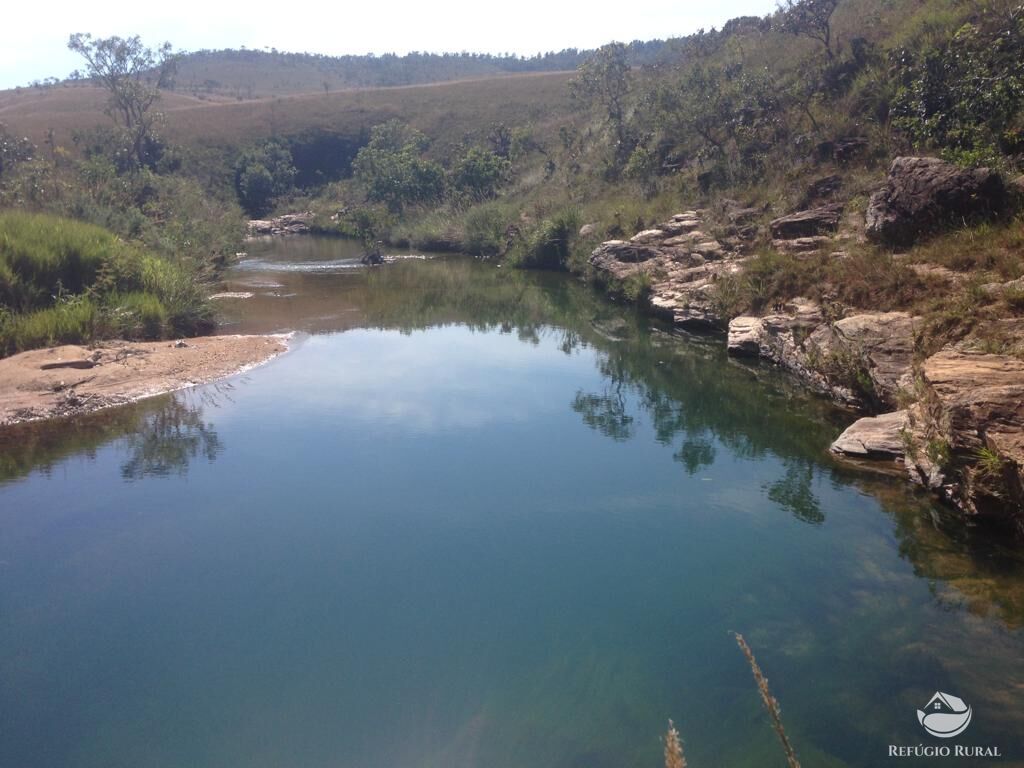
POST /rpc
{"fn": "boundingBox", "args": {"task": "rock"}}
[826,312,921,405]
[589,241,661,279]
[247,211,314,237]
[913,349,1024,523]
[770,204,844,240]
[578,223,598,238]
[816,137,869,164]
[922,350,1024,470]
[727,317,764,357]
[630,229,667,244]
[773,236,831,254]
[726,305,918,410]
[831,411,909,457]
[799,174,843,208]
[588,212,739,329]
[694,241,725,259]
[865,157,1007,247]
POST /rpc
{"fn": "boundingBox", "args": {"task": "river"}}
[1,237,1022,767]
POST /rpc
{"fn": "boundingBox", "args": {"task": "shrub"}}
[105,291,168,339]
[509,208,580,270]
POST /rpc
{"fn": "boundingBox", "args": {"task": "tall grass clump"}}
[0,211,112,311]
[0,297,99,354]
[0,210,212,355]
[462,201,517,257]
[509,208,580,270]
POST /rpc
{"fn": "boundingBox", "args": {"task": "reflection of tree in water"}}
[0,388,227,486]
[119,389,226,480]
[361,259,836,524]
[674,438,716,476]
[572,386,634,442]
[765,459,824,524]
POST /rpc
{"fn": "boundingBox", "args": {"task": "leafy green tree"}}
[451,147,511,200]
[67,33,178,168]
[891,10,1024,165]
[570,43,633,172]
[234,142,297,217]
[352,121,446,212]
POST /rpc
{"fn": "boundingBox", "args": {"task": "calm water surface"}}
[2,237,1024,768]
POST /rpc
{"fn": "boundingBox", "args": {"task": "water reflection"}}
[119,389,226,480]
[0,388,226,486]
[3,247,1024,767]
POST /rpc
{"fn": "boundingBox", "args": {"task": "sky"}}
[1,0,779,90]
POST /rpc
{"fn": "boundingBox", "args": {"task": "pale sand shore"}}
[0,334,290,427]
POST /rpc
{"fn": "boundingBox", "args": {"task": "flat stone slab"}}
[831,411,909,457]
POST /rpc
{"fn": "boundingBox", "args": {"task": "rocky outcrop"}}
[922,350,1024,472]
[901,349,1024,526]
[831,410,909,458]
[770,203,844,240]
[588,211,742,329]
[827,312,920,405]
[247,212,314,237]
[728,305,919,410]
[865,157,1006,247]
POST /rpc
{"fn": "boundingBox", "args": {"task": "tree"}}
[234,141,297,217]
[776,0,840,61]
[451,147,510,200]
[570,42,632,172]
[67,33,178,167]
[352,121,446,212]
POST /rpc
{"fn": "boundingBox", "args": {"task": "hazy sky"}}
[1,0,779,90]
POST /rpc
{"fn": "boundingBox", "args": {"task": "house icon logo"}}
[917,692,973,738]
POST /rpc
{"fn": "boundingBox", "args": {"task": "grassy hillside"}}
[168,48,586,99]
[0,0,1021,360]
[0,71,574,153]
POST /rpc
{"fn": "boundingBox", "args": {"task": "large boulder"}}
[865,157,1006,247]
[769,203,844,240]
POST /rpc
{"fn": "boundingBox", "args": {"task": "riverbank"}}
[0,334,289,427]
[584,188,1024,533]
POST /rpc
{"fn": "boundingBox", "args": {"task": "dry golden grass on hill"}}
[0,71,575,151]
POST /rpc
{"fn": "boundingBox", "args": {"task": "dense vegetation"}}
[0,211,211,354]
[1,0,1022,358]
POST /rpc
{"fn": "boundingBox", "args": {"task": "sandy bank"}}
[0,334,289,427]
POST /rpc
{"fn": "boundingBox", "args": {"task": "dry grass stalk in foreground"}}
[735,633,802,768]
[663,719,688,768]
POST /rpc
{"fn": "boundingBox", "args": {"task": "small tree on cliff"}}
[776,0,841,61]
[67,33,178,168]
